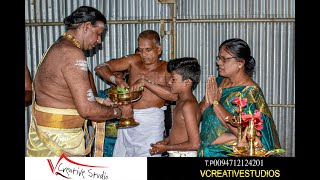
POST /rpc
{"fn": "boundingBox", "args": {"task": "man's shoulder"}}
[49,42,85,62]
[119,54,140,60]
[112,54,140,64]
[159,60,168,69]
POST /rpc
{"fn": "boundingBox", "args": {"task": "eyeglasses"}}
[216,56,237,64]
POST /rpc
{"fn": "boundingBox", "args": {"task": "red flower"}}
[232,96,248,108]
[241,110,263,136]
[231,95,264,138]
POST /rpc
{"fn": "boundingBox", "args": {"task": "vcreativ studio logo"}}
[47,154,109,180]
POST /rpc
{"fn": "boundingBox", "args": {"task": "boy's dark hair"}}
[167,57,200,90]
[63,6,107,30]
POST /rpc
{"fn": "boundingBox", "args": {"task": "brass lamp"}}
[247,119,256,156]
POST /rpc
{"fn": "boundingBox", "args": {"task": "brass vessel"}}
[107,88,143,128]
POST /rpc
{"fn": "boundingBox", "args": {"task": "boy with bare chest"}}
[149,57,201,157]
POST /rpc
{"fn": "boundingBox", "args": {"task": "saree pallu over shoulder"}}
[26,102,93,157]
[198,83,281,157]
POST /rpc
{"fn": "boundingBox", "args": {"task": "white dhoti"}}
[167,150,198,157]
[113,107,165,157]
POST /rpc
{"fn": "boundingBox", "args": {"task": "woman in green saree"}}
[198,38,281,157]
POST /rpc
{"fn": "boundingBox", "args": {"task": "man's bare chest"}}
[130,68,166,84]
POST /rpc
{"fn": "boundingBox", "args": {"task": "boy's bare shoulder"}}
[182,98,199,110]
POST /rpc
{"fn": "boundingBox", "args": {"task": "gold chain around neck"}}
[62,32,81,49]
[224,76,250,88]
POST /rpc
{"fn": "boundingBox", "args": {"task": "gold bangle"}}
[212,100,219,106]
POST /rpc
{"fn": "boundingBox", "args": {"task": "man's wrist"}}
[116,107,123,119]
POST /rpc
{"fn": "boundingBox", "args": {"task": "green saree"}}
[198,76,281,157]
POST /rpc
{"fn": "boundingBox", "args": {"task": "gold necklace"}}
[224,76,250,88]
[234,76,250,86]
[62,32,81,49]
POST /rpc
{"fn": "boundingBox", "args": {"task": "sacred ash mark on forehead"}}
[87,89,95,101]
[75,60,88,71]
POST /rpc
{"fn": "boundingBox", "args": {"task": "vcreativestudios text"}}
[200,169,280,178]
